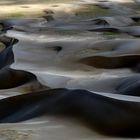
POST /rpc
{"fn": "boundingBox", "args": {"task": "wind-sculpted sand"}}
[0,0,140,139]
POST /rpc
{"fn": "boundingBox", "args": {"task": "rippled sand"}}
[0,0,140,139]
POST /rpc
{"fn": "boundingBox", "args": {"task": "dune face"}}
[7,33,140,90]
[1,0,140,139]
[1,88,140,137]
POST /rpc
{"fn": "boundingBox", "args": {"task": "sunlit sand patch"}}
[0,0,137,19]
[0,3,83,18]
[0,116,104,140]
[0,4,46,18]
[0,129,33,140]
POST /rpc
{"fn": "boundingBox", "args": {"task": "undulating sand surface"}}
[0,0,140,140]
